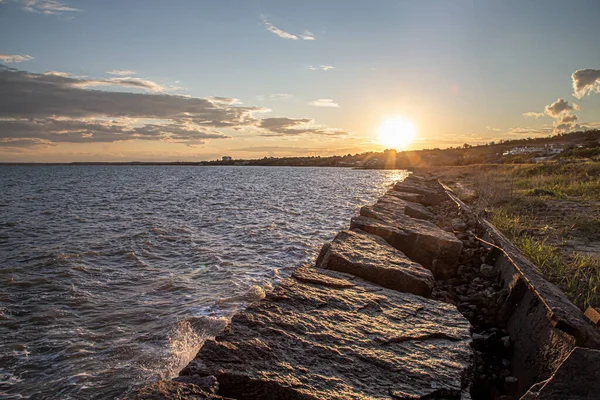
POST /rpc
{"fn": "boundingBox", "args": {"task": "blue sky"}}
[1,0,599,161]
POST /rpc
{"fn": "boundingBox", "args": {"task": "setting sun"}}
[376,117,416,149]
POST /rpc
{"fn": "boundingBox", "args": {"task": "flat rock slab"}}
[522,347,600,399]
[351,215,463,278]
[181,265,472,400]
[386,189,424,204]
[375,194,435,221]
[316,229,434,297]
[393,181,447,206]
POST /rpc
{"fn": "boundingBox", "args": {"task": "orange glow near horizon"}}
[376,116,416,150]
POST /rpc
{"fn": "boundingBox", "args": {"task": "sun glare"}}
[376,116,416,149]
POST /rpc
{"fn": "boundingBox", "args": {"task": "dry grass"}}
[426,162,600,310]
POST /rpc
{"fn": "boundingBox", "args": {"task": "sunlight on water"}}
[0,166,407,398]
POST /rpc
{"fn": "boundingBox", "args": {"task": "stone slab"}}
[522,347,600,399]
[180,265,472,400]
[393,181,447,206]
[316,229,434,297]
[376,194,435,220]
[350,214,463,278]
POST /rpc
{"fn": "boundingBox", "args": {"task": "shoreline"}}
[131,174,600,399]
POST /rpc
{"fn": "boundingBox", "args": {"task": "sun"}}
[376,116,416,149]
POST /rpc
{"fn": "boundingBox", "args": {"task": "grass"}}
[428,161,600,310]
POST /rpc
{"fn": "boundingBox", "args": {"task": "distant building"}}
[222,156,233,161]
[503,144,564,156]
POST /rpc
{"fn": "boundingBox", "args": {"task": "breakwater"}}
[132,174,600,399]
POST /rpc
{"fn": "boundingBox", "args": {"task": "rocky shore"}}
[132,174,600,400]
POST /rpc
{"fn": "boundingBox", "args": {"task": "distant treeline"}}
[209,129,600,168]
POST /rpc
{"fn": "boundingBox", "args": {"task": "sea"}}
[0,165,407,399]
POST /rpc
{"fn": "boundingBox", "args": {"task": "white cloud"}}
[544,98,575,117]
[73,77,166,92]
[15,0,80,14]
[309,65,334,71]
[256,93,293,101]
[208,96,242,106]
[485,126,501,132]
[308,99,340,108]
[572,69,600,98]
[301,31,315,41]
[523,111,545,119]
[0,54,34,63]
[106,70,137,76]
[260,15,315,41]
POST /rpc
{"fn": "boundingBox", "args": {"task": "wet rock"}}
[130,380,227,399]
[350,215,463,279]
[172,375,219,393]
[181,265,472,400]
[316,229,434,297]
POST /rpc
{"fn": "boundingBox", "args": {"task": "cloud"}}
[558,114,577,124]
[301,31,315,41]
[523,111,545,119]
[256,93,293,102]
[308,98,340,108]
[485,126,501,132]
[207,96,242,106]
[309,65,334,71]
[261,16,315,41]
[106,70,137,76]
[544,98,574,117]
[0,66,346,147]
[572,69,600,98]
[6,0,80,15]
[72,77,166,92]
[0,54,34,63]
[258,117,348,136]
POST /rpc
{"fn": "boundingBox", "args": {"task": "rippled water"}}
[0,165,407,399]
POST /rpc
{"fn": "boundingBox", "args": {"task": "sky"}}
[1,0,600,162]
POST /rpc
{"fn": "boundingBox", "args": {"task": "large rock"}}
[315,229,434,297]
[386,189,424,204]
[129,380,227,400]
[522,347,600,399]
[375,194,435,220]
[181,265,472,400]
[351,214,463,278]
[393,180,447,206]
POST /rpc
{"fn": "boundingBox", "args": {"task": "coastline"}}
[131,174,600,399]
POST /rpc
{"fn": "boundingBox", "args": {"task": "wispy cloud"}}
[0,54,34,63]
[256,93,294,102]
[260,15,315,41]
[6,0,81,15]
[522,111,545,119]
[73,77,166,92]
[308,99,340,108]
[300,30,315,41]
[258,117,348,137]
[106,70,137,76]
[572,69,600,98]
[309,65,334,71]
